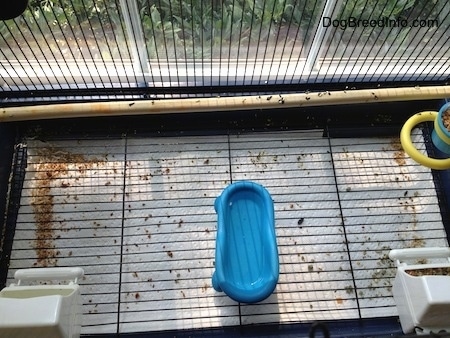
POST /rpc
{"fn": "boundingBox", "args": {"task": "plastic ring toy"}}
[400,111,450,170]
[434,115,450,145]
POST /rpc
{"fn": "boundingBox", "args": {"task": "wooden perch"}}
[1,85,450,122]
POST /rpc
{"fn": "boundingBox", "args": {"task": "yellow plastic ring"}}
[400,111,450,170]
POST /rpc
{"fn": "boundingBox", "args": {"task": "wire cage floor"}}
[3,125,448,336]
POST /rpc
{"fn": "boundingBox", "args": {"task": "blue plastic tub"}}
[431,102,450,155]
[212,181,279,303]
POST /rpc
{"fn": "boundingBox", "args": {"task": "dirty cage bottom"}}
[6,129,448,335]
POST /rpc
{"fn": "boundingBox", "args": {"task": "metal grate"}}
[5,128,447,335]
[1,0,450,103]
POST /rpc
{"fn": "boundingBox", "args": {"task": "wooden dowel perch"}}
[1,85,450,122]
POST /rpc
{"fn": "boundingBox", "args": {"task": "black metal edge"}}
[0,81,448,107]
[79,317,404,338]
[424,99,450,245]
[435,167,450,246]
[0,123,21,290]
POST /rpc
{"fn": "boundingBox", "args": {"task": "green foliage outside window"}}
[0,0,446,61]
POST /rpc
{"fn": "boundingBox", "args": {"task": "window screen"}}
[0,0,449,101]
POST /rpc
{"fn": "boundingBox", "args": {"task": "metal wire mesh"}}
[1,0,449,102]
[5,128,447,335]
